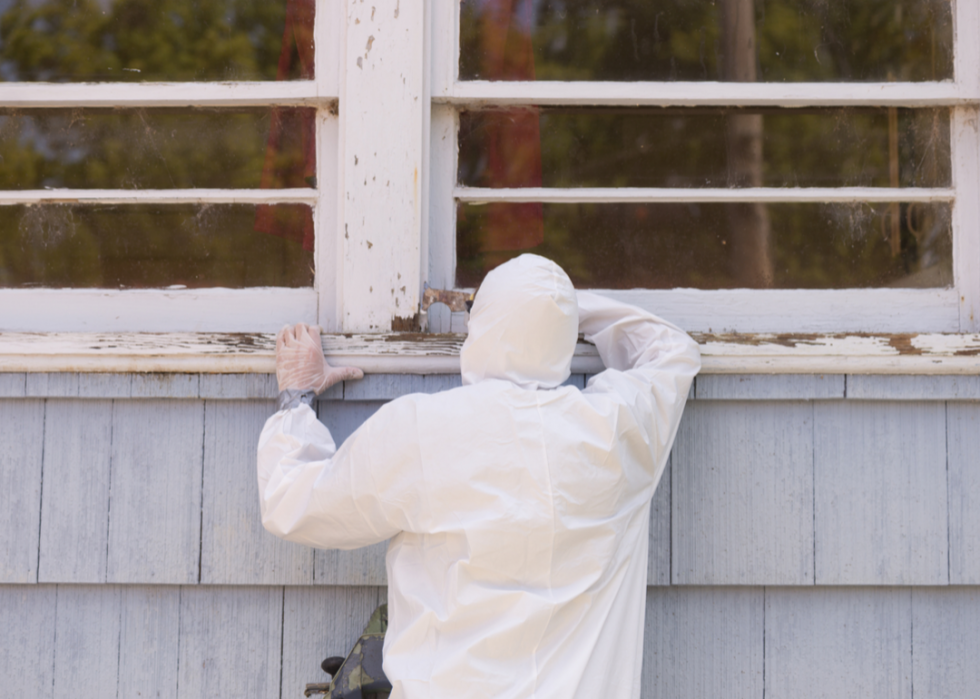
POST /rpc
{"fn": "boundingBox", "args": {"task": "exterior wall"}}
[2,373,979,698]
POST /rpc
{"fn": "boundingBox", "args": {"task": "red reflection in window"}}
[472,0,543,270]
[256,0,316,252]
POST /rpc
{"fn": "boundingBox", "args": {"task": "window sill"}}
[0,332,979,375]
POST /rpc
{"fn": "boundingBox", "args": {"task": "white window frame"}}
[0,0,349,333]
[1,0,980,373]
[427,0,980,334]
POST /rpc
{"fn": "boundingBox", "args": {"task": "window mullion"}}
[337,0,425,332]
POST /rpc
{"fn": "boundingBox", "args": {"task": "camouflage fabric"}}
[326,604,391,699]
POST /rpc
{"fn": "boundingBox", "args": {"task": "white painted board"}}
[814,401,948,585]
[38,399,113,583]
[76,373,134,398]
[0,373,26,397]
[280,586,386,698]
[947,403,980,584]
[25,373,79,397]
[911,588,980,699]
[672,402,815,585]
[176,586,283,699]
[696,374,844,400]
[201,400,314,585]
[316,542,389,585]
[106,400,205,584]
[847,375,980,400]
[117,586,180,699]
[0,585,56,698]
[765,588,912,699]
[52,585,122,699]
[131,373,199,399]
[642,587,764,699]
[0,399,44,583]
[199,373,278,400]
[344,374,426,400]
[647,458,671,586]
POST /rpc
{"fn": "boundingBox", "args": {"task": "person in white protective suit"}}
[257,254,700,699]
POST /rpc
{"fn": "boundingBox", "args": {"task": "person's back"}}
[258,254,700,699]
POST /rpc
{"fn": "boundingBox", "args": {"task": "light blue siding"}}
[38,399,112,583]
[697,373,844,400]
[947,403,980,584]
[202,400,314,585]
[672,402,814,585]
[106,400,204,584]
[1,373,978,698]
[642,587,764,699]
[0,398,44,583]
[814,401,948,585]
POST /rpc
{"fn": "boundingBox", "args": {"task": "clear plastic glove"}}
[276,323,364,394]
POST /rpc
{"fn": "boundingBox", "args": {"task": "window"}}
[428,0,979,334]
[1,0,978,341]
[0,0,335,332]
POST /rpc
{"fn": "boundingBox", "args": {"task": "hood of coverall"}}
[460,254,578,390]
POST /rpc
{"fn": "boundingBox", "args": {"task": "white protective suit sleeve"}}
[577,290,701,463]
[257,398,424,550]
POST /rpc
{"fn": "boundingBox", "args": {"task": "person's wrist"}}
[277,388,317,411]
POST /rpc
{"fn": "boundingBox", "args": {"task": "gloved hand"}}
[276,323,364,394]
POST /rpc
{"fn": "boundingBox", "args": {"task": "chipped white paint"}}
[455,186,955,204]
[5,330,980,374]
[442,80,972,107]
[339,0,424,331]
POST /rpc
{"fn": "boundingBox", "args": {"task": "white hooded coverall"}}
[257,254,701,699]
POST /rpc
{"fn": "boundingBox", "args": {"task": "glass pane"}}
[0,108,315,189]
[0,204,314,288]
[459,108,950,189]
[0,0,313,82]
[459,0,952,82]
[456,201,952,289]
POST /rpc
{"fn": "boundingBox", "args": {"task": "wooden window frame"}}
[428,0,980,334]
[1,0,980,372]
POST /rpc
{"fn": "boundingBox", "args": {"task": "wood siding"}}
[2,373,979,697]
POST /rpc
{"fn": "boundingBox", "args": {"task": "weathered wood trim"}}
[0,81,333,107]
[455,186,955,204]
[442,80,971,107]
[3,331,980,374]
[0,188,318,206]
